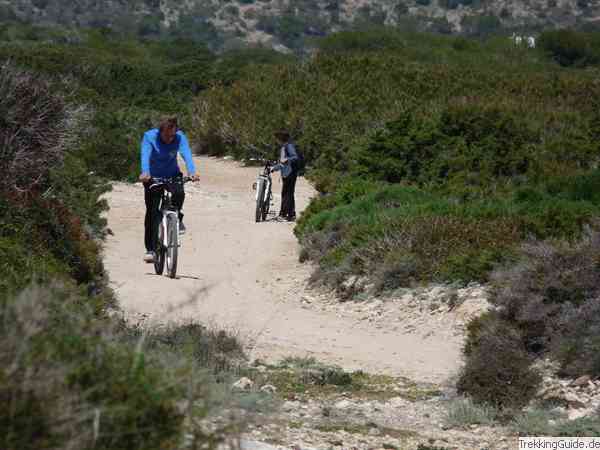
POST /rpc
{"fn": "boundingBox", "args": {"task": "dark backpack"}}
[286,143,306,176]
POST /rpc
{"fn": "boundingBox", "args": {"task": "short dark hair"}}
[159,115,178,131]
[274,129,290,140]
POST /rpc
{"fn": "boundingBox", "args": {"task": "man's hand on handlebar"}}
[189,174,200,182]
[139,173,151,183]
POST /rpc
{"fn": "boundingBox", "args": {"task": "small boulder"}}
[572,375,591,387]
[564,392,586,409]
[334,399,352,410]
[232,377,254,391]
[260,384,277,394]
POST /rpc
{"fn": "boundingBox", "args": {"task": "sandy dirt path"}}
[104,156,463,384]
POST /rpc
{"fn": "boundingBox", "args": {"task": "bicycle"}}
[149,176,192,278]
[252,160,276,222]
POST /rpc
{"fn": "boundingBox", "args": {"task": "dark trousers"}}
[144,180,185,252]
[280,172,297,218]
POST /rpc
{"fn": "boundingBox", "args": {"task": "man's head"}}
[159,115,178,144]
[274,129,290,144]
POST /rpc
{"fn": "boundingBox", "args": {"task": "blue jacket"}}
[140,129,196,178]
[272,142,298,178]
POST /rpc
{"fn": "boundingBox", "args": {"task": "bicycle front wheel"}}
[262,188,271,221]
[165,214,178,279]
[255,180,265,223]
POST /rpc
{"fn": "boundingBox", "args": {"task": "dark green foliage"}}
[461,15,501,37]
[316,27,406,53]
[538,29,600,67]
[457,312,542,409]
[210,47,295,85]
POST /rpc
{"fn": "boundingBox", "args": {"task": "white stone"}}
[232,377,254,391]
[282,401,299,412]
[260,384,277,394]
[334,400,352,409]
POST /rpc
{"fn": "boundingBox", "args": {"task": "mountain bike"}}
[252,160,275,222]
[149,176,192,278]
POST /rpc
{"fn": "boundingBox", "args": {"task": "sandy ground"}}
[103,156,463,384]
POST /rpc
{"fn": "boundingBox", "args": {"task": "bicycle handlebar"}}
[149,176,194,189]
[150,176,194,184]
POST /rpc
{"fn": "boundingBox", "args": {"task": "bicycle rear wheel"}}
[255,180,265,223]
[165,214,178,279]
[154,220,165,275]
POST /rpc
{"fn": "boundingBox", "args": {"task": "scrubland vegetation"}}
[0,28,280,449]
[192,27,600,414]
[4,21,600,441]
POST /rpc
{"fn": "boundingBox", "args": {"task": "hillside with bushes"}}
[4,18,600,441]
[0,29,275,450]
[3,0,600,52]
[193,27,600,414]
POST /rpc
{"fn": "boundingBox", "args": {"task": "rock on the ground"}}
[233,377,254,391]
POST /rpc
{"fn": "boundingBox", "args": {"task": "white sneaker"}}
[143,251,155,263]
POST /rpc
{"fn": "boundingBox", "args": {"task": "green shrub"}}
[553,416,600,436]
[538,29,600,67]
[511,408,566,436]
[1,283,246,450]
[0,284,181,450]
[317,28,407,53]
[488,232,600,376]
[457,313,542,409]
[445,397,499,427]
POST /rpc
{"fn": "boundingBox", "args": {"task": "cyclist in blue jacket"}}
[139,116,199,263]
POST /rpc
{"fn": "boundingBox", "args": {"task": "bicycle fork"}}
[162,211,180,248]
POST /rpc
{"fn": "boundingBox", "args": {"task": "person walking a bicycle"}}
[271,129,299,222]
[139,116,199,263]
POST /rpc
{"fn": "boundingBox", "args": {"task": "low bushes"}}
[538,29,600,67]
[457,311,542,410]
[296,181,600,290]
[0,63,110,295]
[489,232,600,376]
[0,57,250,450]
[458,231,600,406]
[1,283,246,450]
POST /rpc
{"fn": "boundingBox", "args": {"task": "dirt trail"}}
[104,156,463,384]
